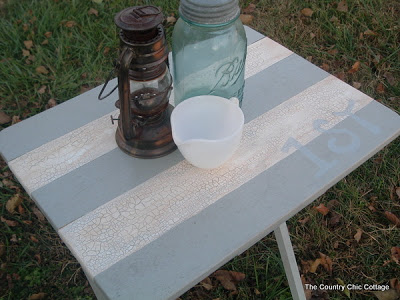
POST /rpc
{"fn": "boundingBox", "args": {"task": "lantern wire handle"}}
[98,63,119,100]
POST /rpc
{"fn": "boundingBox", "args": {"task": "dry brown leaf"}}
[200,277,213,290]
[333,241,340,249]
[373,289,399,300]
[368,205,377,212]
[301,8,313,17]
[327,199,340,209]
[1,216,18,227]
[44,31,52,38]
[364,29,377,36]
[23,220,33,225]
[41,39,49,45]
[384,211,400,227]
[384,73,396,86]
[0,111,11,124]
[254,288,261,295]
[348,61,360,74]
[34,253,41,264]
[65,20,77,28]
[335,72,346,81]
[18,204,25,215]
[328,48,338,55]
[47,98,57,108]
[313,203,329,216]
[396,187,400,200]
[298,216,310,225]
[30,235,39,243]
[0,243,5,257]
[242,3,256,14]
[329,212,341,227]
[12,116,21,125]
[37,85,46,94]
[376,83,385,94]
[29,293,46,300]
[36,66,49,75]
[352,81,362,89]
[103,47,110,55]
[32,206,45,222]
[214,270,245,291]
[319,252,333,274]
[166,16,176,24]
[309,258,321,273]
[309,32,316,39]
[24,40,33,49]
[6,194,23,214]
[320,63,329,71]
[354,228,362,242]
[390,278,400,294]
[337,0,348,12]
[10,234,18,243]
[22,49,30,57]
[88,8,98,16]
[391,247,400,264]
[240,14,253,25]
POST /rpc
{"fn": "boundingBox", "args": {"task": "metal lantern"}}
[99,5,176,158]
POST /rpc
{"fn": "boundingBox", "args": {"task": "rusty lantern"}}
[99,5,176,158]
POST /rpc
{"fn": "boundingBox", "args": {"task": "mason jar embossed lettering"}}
[172,0,247,106]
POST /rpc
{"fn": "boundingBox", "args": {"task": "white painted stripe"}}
[8,37,292,195]
[59,76,373,278]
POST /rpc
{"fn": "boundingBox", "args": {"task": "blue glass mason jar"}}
[172,0,247,106]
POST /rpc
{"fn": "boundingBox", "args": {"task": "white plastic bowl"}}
[171,95,244,169]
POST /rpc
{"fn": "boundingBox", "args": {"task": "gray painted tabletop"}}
[1,26,399,300]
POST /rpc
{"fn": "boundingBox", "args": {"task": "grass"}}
[0,0,399,299]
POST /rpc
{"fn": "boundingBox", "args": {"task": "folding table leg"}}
[274,222,306,300]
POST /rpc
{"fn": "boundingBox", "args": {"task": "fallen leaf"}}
[385,211,400,227]
[200,277,213,290]
[36,66,49,75]
[309,32,316,39]
[352,82,362,89]
[364,29,377,36]
[27,55,35,62]
[11,116,20,125]
[41,39,48,45]
[18,205,25,215]
[301,8,313,17]
[44,31,52,38]
[396,187,400,199]
[319,252,333,274]
[391,247,400,264]
[327,199,340,209]
[1,216,18,227]
[309,258,321,273]
[88,8,98,16]
[376,83,385,94]
[384,73,396,86]
[0,111,11,124]
[313,203,329,216]
[214,270,245,291]
[373,289,399,300]
[320,63,329,71]
[24,40,33,49]
[47,98,57,108]
[368,205,377,212]
[240,14,253,25]
[23,220,33,225]
[166,16,176,24]
[242,3,256,14]
[37,85,46,94]
[34,254,41,264]
[22,49,30,57]
[298,216,310,225]
[65,20,77,28]
[330,16,339,23]
[103,47,110,55]
[32,207,45,222]
[6,194,23,214]
[2,179,18,189]
[306,56,313,62]
[354,228,362,242]
[348,61,360,74]
[337,0,348,12]
[254,288,261,295]
[333,241,340,248]
[329,212,342,227]
[390,278,400,294]
[30,235,39,243]
[328,48,338,55]
[29,293,46,300]
[335,72,346,81]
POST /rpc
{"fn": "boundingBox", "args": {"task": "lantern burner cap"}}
[115,6,163,42]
